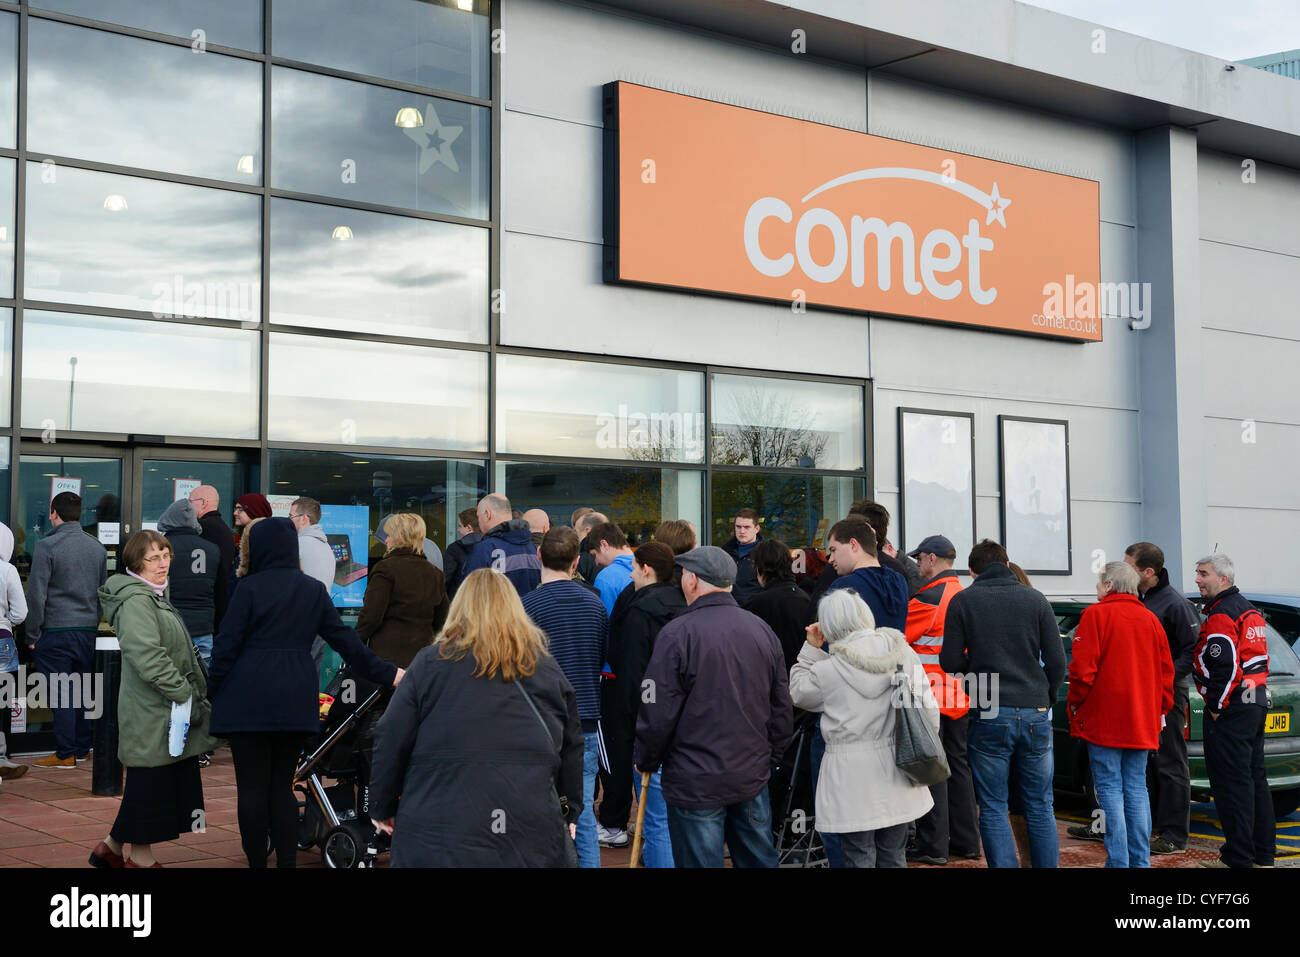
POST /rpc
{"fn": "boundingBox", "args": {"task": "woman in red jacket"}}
[1067,561,1174,868]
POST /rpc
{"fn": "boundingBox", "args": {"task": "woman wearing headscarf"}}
[789,588,938,867]
[90,530,219,868]
[369,569,583,867]
[209,517,402,868]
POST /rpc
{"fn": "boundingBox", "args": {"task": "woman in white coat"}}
[790,589,939,867]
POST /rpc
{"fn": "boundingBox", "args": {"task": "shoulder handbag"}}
[515,679,580,868]
[891,663,951,787]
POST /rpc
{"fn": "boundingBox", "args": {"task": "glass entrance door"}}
[132,450,259,530]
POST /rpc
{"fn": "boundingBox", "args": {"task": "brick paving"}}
[0,748,1273,868]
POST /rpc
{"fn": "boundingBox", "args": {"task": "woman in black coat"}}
[369,568,583,867]
[744,538,812,670]
[209,517,401,868]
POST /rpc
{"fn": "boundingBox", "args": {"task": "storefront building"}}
[0,1,1297,748]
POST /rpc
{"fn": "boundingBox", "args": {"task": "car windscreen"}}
[1268,624,1299,677]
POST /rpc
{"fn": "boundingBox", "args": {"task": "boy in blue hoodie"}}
[823,518,908,630]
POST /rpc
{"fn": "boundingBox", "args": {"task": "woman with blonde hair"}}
[369,568,583,867]
[790,588,939,867]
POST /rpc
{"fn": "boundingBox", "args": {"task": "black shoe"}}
[952,848,983,859]
[906,851,948,866]
[198,753,211,768]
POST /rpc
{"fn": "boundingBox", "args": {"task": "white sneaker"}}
[597,825,629,847]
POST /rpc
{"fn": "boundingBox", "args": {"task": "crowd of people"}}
[0,487,1275,870]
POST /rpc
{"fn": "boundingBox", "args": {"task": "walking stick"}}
[629,770,651,868]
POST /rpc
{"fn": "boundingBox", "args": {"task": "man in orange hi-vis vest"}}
[903,535,981,866]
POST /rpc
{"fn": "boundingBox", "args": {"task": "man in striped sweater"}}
[521,525,609,868]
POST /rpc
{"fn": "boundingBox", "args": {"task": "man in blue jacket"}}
[824,518,908,630]
[634,546,793,868]
[462,494,541,598]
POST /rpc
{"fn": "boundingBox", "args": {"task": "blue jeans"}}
[967,707,1058,868]
[807,719,844,867]
[32,629,96,759]
[576,732,600,868]
[667,790,778,868]
[1087,743,1152,868]
[192,633,213,668]
[632,768,675,868]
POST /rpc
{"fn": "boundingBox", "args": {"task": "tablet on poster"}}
[320,504,370,607]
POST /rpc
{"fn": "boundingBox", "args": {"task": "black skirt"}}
[110,757,205,846]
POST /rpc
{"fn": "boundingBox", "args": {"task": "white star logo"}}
[985,182,1012,227]
[401,103,463,174]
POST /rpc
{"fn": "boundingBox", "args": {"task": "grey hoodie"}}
[298,524,337,592]
[158,498,220,639]
[0,522,27,634]
[26,519,107,641]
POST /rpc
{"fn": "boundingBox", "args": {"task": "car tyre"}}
[1272,789,1300,820]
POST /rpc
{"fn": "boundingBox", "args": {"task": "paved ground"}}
[0,748,1291,867]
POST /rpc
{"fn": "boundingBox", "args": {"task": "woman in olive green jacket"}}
[88,530,220,869]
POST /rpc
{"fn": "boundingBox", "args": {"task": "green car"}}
[1050,598,1300,818]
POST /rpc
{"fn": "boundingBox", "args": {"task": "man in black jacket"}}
[1126,542,1199,854]
[940,539,1065,868]
[189,485,235,629]
[720,508,763,605]
[635,546,792,867]
[157,498,219,666]
[442,508,481,597]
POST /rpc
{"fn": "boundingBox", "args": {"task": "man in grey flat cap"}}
[633,546,794,868]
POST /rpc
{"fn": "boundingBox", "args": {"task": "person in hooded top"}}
[0,522,28,779]
[461,494,541,598]
[789,588,938,867]
[156,498,219,668]
[208,517,402,868]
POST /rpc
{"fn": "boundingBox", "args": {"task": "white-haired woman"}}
[790,588,939,867]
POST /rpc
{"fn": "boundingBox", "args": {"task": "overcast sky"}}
[1018,0,1300,61]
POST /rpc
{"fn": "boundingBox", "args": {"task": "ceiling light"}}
[103,194,128,212]
[352,460,370,465]
[275,481,291,485]
[0,227,7,242]
[457,0,474,9]
[236,154,255,174]
[394,106,424,128]
[331,225,354,241]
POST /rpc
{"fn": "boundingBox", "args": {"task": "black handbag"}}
[515,680,580,868]
[892,663,951,787]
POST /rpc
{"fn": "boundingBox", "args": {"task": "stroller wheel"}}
[322,822,369,869]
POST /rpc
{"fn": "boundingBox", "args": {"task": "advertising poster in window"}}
[999,416,1071,574]
[319,503,370,606]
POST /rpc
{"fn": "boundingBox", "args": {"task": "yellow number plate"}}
[1266,712,1289,734]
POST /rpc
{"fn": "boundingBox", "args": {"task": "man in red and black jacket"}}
[1192,553,1274,868]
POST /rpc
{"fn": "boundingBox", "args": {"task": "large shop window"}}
[273,0,490,100]
[496,354,705,463]
[267,449,487,583]
[497,461,703,545]
[0,158,13,299]
[270,198,488,343]
[30,0,263,52]
[711,472,864,551]
[21,311,259,438]
[272,67,489,220]
[24,165,261,319]
[28,20,262,183]
[0,13,15,150]
[710,373,864,471]
[0,308,11,425]
[268,333,488,451]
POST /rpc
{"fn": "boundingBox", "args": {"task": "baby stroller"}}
[294,665,388,868]
[770,710,829,867]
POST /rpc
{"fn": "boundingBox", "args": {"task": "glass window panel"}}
[30,0,262,52]
[272,67,489,220]
[711,374,864,471]
[16,452,119,578]
[0,159,13,297]
[711,471,864,549]
[268,450,487,583]
[499,461,702,544]
[0,13,16,149]
[497,355,704,463]
[0,308,11,426]
[29,20,263,183]
[270,198,487,342]
[21,311,259,438]
[269,333,487,451]
[140,458,258,527]
[25,165,261,319]
[274,0,489,99]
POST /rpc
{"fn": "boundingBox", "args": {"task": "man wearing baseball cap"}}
[634,546,793,867]
[904,534,980,865]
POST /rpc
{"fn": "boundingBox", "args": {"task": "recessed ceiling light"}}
[457,0,474,10]
[394,107,423,128]
[236,154,255,174]
[103,194,128,212]
[352,460,370,465]
[331,225,354,241]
